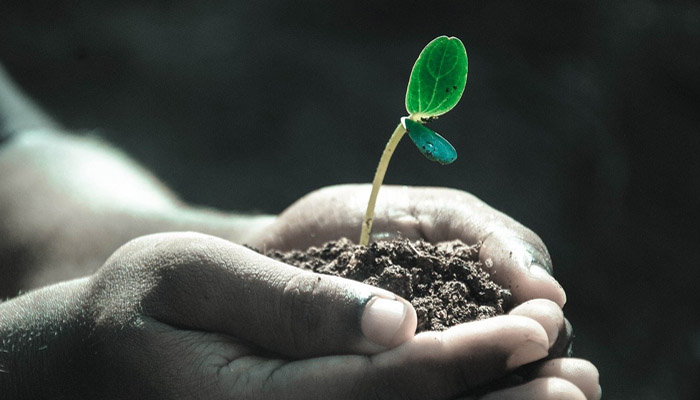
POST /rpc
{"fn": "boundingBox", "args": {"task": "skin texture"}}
[249,184,566,307]
[0,68,600,399]
[0,232,576,399]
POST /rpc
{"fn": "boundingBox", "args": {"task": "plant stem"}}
[359,122,407,246]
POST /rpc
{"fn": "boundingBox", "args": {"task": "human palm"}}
[249,184,565,307]
[72,231,564,399]
[54,185,599,399]
[242,184,599,399]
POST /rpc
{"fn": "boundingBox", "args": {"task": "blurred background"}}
[1,0,699,398]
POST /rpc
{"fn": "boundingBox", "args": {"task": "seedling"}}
[359,36,468,246]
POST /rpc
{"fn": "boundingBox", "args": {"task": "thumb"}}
[128,232,417,358]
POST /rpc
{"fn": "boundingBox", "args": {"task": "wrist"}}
[0,278,92,399]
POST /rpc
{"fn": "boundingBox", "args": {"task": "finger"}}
[417,188,566,307]
[458,377,587,400]
[386,186,565,306]
[311,185,565,306]
[527,358,601,400]
[106,232,417,358]
[215,315,550,400]
[404,186,566,307]
[478,232,566,307]
[251,184,566,306]
[508,299,564,348]
[507,300,573,361]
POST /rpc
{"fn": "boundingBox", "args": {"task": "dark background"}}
[1,0,699,398]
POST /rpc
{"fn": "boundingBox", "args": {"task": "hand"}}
[465,299,600,400]
[37,232,592,399]
[248,184,565,307]
[247,184,601,399]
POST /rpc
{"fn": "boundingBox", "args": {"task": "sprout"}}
[359,36,468,246]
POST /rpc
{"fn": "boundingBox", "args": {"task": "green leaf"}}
[402,118,457,165]
[405,36,468,121]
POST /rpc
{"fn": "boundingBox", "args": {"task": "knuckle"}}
[90,233,224,327]
[279,272,325,353]
[482,227,554,273]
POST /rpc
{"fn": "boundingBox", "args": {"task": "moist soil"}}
[262,238,513,333]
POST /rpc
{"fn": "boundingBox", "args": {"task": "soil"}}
[261,238,513,333]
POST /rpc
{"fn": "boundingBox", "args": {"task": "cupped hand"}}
[245,184,600,399]
[69,232,597,399]
[247,184,565,307]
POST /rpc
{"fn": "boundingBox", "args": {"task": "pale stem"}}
[359,122,407,246]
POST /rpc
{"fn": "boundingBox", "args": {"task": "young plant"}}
[359,36,468,246]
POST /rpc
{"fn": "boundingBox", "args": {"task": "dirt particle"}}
[258,238,513,332]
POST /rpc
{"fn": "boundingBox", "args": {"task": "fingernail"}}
[506,339,549,369]
[505,236,553,274]
[500,236,553,275]
[361,297,409,348]
[529,263,552,279]
[528,248,553,275]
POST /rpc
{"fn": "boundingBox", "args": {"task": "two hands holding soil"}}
[0,132,600,399]
[245,185,600,399]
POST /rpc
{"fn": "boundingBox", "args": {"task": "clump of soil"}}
[262,238,513,332]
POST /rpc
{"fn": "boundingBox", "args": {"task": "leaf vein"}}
[423,41,459,112]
